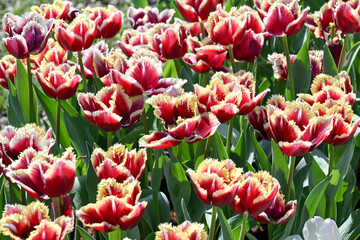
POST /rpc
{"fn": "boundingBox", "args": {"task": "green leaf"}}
[339,209,360,240]
[194,139,206,169]
[163,154,191,223]
[34,86,71,149]
[326,139,355,200]
[7,78,27,127]
[217,208,235,240]
[271,140,289,192]
[292,31,311,94]
[131,0,148,8]
[78,226,95,240]
[186,183,209,222]
[345,41,360,74]
[144,233,156,240]
[85,143,98,203]
[323,44,338,76]
[163,60,177,78]
[298,177,331,233]
[70,176,89,209]
[141,189,170,230]
[211,131,229,159]
[252,132,271,171]
[181,198,192,221]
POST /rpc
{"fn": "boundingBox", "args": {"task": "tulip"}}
[83,5,123,39]
[4,147,77,200]
[155,221,208,240]
[93,49,129,78]
[52,194,74,220]
[139,87,220,149]
[127,6,175,29]
[77,178,147,232]
[253,193,297,225]
[118,26,150,57]
[333,0,360,34]
[55,14,97,52]
[81,41,111,79]
[31,0,79,21]
[91,143,147,182]
[41,38,68,66]
[149,22,189,61]
[263,0,309,37]
[78,84,145,132]
[0,202,73,240]
[175,0,220,22]
[0,124,54,173]
[0,55,17,89]
[35,62,81,100]
[232,29,264,62]
[187,159,242,206]
[3,12,54,59]
[254,0,274,19]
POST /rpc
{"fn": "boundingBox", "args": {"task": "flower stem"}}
[228,45,237,73]
[338,34,348,72]
[281,36,295,101]
[285,156,296,203]
[268,222,273,240]
[142,109,153,170]
[200,21,207,38]
[326,144,338,218]
[56,98,61,154]
[174,58,181,77]
[21,188,27,205]
[204,136,212,158]
[107,131,112,149]
[208,206,217,240]
[328,144,335,174]
[54,197,61,219]
[177,143,182,163]
[226,118,234,156]
[200,73,208,86]
[77,51,87,92]
[239,212,248,240]
[26,57,35,123]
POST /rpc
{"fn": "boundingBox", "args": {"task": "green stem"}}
[239,212,248,240]
[77,51,87,92]
[228,45,237,73]
[56,98,61,154]
[21,188,27,205]
[177,143,182,163]
[328,144,335,174]
[174,59,181,77]
[204,136,212,158]
[281,36,295,101]
[26,57,35,123]
[326,144,337,218]
[207,206,217,240]
[54,197,61,218]
[200,73,208,86]
[107,131,112,149]
[268,222,273,240]
[338,34,348,72]
[285,156,296,203]
[142,110,153,169]
[200,21,207,38]
[226,118,234,156]
[152,186,160,229]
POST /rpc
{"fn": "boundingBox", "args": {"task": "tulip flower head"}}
[40,38,68,66]
[175,0,221,22]
[35,62,81,100]
[118,26,150,57]
[187,159,242,206]
[77,178,147,232]
[81,41,111,79]
[93,49,129,78]
[31,0,79,21]
[0,202,73,240]
[127,6,175,29]
[333,0,360,34]
[230,171,280,216]
[83,5,123,39]
[0,55,17,89]
[155,221,208,240]
[4,147,77,200]
[91,143,147,182]
[3,12,54,59]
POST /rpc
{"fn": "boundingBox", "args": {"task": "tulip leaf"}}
[181,198,192,221]
[126,226,140,240]
[131,0,148,8]
[163,60,177,78]
[292,31,311,94]
[252,132,271,171]
[163,154,191,223]
[345,41,360,74]
[271,140,289,193]
[212,131,229,159]
[217,208,235,240]
[144,233,155,240]
[339,208,360,240]
[78,226,96,240]
[186,184,209,222]
[7,78,27,127]
[325,139,355,200]
[15,59,38,123]
[34,85,72,150]
[298,176,331,234]
[323,44,338,76]
[70,176,89,209]
[194,139,206,170]
[85,143,98,203]
[293,158,311,204]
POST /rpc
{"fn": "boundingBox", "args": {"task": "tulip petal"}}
[139,132,181,149]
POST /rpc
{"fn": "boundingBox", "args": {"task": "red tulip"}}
[81,41,111,79]
[139,87,220,149]
[4,147,77,200]
[55,14,96,52]
[127,6,175,29]
[333,0,360,33]
[83,5,123,39]
[91,143,147,182]
[3,12,54,59]
[253,193,297,225]
[254,0,273,19]
[232,29,264,62]
[118,26,150,57]
[155,221,208,240]
[35,62,81,100]
[187,159,242,206]
[0,124,54,173]
[31,0,79,21]
[77,178,147,232]
[52,195,74,220]
[41,38,68,65]
[78,84,145,132]
[263,0,309,37]
[175,0,219,22]
[93,49,129,78]
[0,202,73,240]
[149,23,189,60]
[230,171,279,216]
[0,55,17,89]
